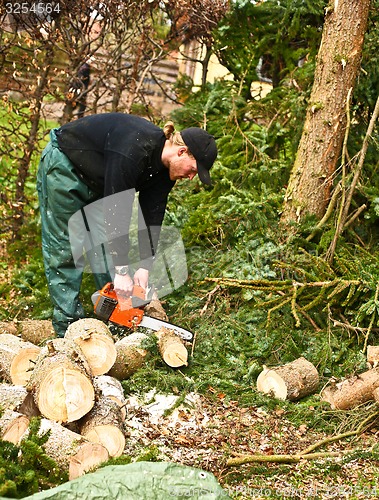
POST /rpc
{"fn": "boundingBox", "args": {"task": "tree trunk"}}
[156,328,188,368]
[108,332,149,380]
[281,0,370,225]
[65,318,117,376]
[321,368,379,409]
[27,338,95,423]
[0,334,40,386]
[93,375,127,419]
[256,357,319,401]
[79,395,126,458]
[26,418,109,480]
[18,319,56,345]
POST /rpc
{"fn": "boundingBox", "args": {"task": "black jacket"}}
[56,113,175,267]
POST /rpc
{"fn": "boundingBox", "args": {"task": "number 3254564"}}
[5,2,61,15]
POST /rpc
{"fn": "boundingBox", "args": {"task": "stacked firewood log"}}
[0,309,189,480]
[256,348,379,410]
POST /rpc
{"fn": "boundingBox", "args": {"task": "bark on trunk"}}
[367,345,379,368]
[0,321,18,336]
[281,0,371,224]
[24,418,109,480]
[65,318,117,376]
[79,395,126,458]
[93,375,127,419]
[27,338,95,423]
[256,357,319,401]
[108,332,149,380]
[0,333,40,385]
[19,319,56,345]
[321,368,379,410]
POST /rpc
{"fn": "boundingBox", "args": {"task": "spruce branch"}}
[327,94,379,262]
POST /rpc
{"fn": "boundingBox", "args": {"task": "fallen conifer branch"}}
[227,451,346,466]
[227,410,379,467]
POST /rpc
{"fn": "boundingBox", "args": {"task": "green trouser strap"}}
[37,130,111,337]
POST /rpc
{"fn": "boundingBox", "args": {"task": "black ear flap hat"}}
[181,128,217,185]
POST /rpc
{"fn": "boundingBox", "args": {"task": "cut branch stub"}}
[65,318,117,376]
[256,357,319,401]
[27,338,95,423]
[0,383,40,417]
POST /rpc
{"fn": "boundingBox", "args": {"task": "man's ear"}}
[178,146,188,156]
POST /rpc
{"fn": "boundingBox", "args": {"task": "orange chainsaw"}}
[91,282,193,341]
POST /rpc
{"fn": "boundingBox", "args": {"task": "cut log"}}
[65,318,117,376]
[0,321,18,336]
[23,418,109,480]
[27,338,95,423]
[108,332,149,380]
[93,375,127,419]
[79,395,126,457]
[0,333,40,385]
[373,386,379,403]
[155,327,188,368]
[19,319,56,345]
[144,298,169,321]
[367,345,379,368]
[256,357,319,401]
[0,409,30,444]
[0,383,40,417]
[321,368,379,410]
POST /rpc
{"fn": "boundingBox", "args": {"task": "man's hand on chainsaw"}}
[133,268,149,291]
[114,273,134,297]
[114,268,149,297]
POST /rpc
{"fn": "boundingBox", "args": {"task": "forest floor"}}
[122,389,379,499]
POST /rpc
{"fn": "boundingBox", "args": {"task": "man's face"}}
[168,147,198,181]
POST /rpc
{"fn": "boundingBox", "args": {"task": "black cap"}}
[181,128,217,185]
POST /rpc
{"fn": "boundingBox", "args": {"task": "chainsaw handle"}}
[100,282,146,301]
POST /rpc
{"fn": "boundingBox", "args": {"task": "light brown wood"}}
[0,383,40,417]
[156,327,188,368]
[144,298,169,321]
[19,319,56,345]
[321,368,379,410]
[65,318,117,376]
[0,321,18,336]
[0,333,40,385]
[93,375,127,419]
[367,346,379,368]
[108,332,149,380]
[25,418,109,480]
[0,409,30,444]
[27,338,95,423]
[79,395,126,457]
[256,357,319,401]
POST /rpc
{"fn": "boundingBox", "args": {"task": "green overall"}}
[37,130,111,337]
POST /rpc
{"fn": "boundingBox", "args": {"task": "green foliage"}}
[0,417,67,498]
[213,0,326,96]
